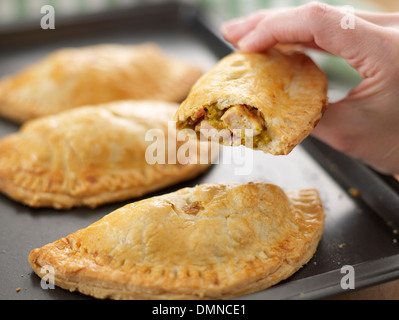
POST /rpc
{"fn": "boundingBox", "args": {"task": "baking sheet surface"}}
[0,5,398,300]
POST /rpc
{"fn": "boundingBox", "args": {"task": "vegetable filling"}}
[189,104,270,148]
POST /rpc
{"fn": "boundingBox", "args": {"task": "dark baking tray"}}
[302,137,399,231]
[0,2,398,300]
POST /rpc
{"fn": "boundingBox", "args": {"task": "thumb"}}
[310,94,399,175]
[310,85,382,160]
[310,99,356,154]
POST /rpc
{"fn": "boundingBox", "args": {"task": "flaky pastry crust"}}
[175,49,328,155]
[29,182,325,299]
[0,43,203,123]
[0,100,215,209]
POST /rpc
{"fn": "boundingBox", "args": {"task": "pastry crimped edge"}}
[175,48,328,155]
[28,184,325,299]
[0,164,209,210]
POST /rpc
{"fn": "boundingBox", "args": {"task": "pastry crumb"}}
[348,188,360,197]
[16,288,21,292]
[182,201,204,215]
[338,243,346,249]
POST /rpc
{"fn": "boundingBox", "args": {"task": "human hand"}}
[222,2,399,175]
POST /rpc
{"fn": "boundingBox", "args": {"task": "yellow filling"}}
[253,130,270,147]
[205,106,225,130]
[197,104,270,148]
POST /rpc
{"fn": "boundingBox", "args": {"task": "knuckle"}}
[304,1,331,22]
[247,9,268,22]
[301,1,334,41]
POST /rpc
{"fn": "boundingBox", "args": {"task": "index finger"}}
[222,8,289,46]
[235,2,388,78]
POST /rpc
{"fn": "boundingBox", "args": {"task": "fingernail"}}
[221,24,230,38]
[223,18,243,29]
[222,18,243,35]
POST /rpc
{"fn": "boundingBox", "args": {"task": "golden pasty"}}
[29,182,325,299]
[0,43,203,123]
[0,100,215,209]
[175,49,328,155]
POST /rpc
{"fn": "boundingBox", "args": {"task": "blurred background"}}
[0,0,398,27]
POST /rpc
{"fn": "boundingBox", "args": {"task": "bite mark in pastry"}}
[0,43,203,123]
[29,182,325,300]
[0,100,215,209]
[175,49,328,155]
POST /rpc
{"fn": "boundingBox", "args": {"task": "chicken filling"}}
[189,104,270,148]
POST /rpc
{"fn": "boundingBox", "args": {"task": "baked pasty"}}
[0,100,215,209]
[29,182,325,299]
[175,49,328,155]
[0,43,203,123]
